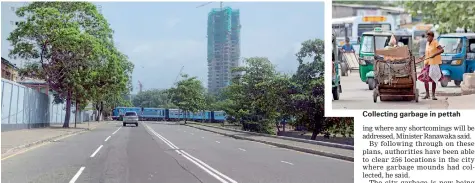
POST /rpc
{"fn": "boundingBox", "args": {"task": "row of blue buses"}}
[112,107,226,122]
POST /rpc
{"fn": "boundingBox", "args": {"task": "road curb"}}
[186,124,354,162]
[187,122,354,150]
[1,124,101,157]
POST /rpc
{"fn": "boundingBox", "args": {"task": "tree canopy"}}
[402,1,475,33]
[132,89,176,108]
[9,2,133,127]
[168,74,206,123]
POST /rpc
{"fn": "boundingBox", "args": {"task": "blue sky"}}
[2,2,325,93]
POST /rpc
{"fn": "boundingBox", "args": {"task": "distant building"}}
[332,4,411,29]
[207,7,241,94]
[17,77,50,95]
[1,57,19,82]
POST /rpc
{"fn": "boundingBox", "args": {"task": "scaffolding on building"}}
[206,7,241,94]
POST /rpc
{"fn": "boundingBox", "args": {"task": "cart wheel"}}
[368,78,375,90]
[415,89,419,103]
[440,78,449,87]
[373,90,378,103]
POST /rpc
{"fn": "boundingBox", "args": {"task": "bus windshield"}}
[360,35,390,53]
[357,24,391,37]
[439,37,463,54]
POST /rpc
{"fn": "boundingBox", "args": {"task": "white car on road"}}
[123,111,139,127]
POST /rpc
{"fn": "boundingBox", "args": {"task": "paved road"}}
[1,121,354,183]
[331,72,462,110]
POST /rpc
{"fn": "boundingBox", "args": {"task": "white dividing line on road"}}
[202,137,205,139]
[112,127,122,135]
[145,124,237,183]
[280,161,294,165]
[176,150,229,183]
[146,125,178,149]
[238,148,246,152]
[69,166,85,183]
[215,141,221,144]
[191,133,194,135]
[179,150,238,183]
[90,145,103,158]
[104,136,111,142]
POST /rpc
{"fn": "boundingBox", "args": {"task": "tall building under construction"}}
[207,7,241,94]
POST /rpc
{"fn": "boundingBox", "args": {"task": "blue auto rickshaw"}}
[438,33,475,87]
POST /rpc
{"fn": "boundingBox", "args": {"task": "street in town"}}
[332,71,475,110]
[1,121,354,183]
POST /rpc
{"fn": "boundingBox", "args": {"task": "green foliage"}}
[132,89,175,108]
[8,2,133,126]
[334,0,396,7]
[402,1,475,33]
[168,74,206,121]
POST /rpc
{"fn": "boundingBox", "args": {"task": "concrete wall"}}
[1,79,86,132]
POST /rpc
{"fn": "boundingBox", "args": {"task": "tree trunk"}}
[276,123,281,133]
[311,117,322,140]
[283,122,286,132]
[184,110,187,124]
[63,90,72,128]
[74,100,78,128]
[95,101,103,122]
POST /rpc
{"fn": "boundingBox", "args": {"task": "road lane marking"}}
[184,131,187,132]
[281,161,294,165]
[104,136,111,142]
[90,145,103,158]
[145,124,237,183]
[202,137,205,139]
[176,150,229,183]
[69,166,85,183]
[215,141,221,144]
[191,133,194,135]
[180,150,238,183]
[146,125,178,149]
[112,127,122,135]
[238,148,246,152]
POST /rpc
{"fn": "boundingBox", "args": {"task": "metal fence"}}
[1,79,88,132]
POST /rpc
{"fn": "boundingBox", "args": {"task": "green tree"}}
[334,0,396,7]
[168,74,206,124]
[402,1,475,33]
[132,89,174,108]
[291,39,327,140]
[9,2,132,126]
[225,57,280,134]
[91,48,134,121]
[9,2,112,127]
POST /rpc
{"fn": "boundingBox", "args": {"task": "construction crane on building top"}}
[175,66,184,83]
[138,80,143,93]
[196,1,224,10]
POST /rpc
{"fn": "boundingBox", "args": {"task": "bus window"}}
[332,24,353,38]
[358,24,391,36]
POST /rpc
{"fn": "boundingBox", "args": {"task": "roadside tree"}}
[168,74,206,123]
[402,1,475,33]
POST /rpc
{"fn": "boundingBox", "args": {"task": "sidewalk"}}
[1,122,104,158]
[446,94,475,109]
[185,123,354,162]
